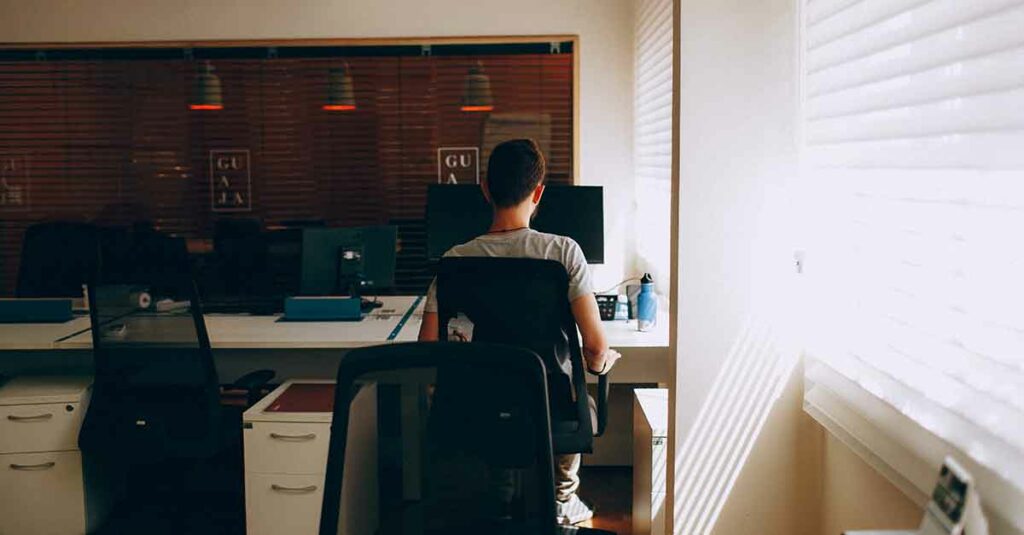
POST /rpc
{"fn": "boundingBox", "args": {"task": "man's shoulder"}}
[527,229,570,243]
[528,231,583,255]
[443,238,486,257]
[442,229,583,261]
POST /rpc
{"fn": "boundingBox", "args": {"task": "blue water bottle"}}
[637,273,656,332]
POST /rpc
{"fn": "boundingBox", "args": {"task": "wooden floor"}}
[578,466,633,535]
[94,463,635,535]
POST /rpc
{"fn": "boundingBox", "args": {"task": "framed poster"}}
[209,149,253,212]
[437,147,480,185]
[0,153,30,211]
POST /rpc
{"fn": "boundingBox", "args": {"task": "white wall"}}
[672,0,799,442]
[669,0,801,531]
[709,358,923,535]
[820,433,922,535]
[709,363,822,535]
[0,0,635,285]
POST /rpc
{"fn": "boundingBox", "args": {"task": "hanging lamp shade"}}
[190,61,223,110]
[323,65,356,111]
[460,61,494,112]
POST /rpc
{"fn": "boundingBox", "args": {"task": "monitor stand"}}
[335,245,383,312]
[336,273,382,312]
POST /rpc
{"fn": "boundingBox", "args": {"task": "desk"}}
[1,297,669,385]
[605,316,669,349]
[395,303,672,385]
[0,296,669,468]
[53,296,424,350]
[0,297,423,380]
[599,313,671,385]
[0,317,91,351]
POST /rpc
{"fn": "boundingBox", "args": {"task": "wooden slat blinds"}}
[0,43,574,294]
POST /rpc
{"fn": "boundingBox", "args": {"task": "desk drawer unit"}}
[245,472,326,535]
[0,402,84,454]
[243,380,378,535]
[0,451,87,535]
[0,376,93,535]
[633,389,668,535]
[243,421,331,475]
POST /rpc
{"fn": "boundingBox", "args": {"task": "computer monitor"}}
[300,226,398,296]
[426,184,604,263]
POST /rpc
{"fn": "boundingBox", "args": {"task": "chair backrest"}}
[435,257,594,452]
[213,217,270,297]
[79,243,223,461]
[319,342,559,535]
[98,226,193,298]
[16,221,99,298]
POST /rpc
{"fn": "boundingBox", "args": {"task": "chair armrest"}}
[230,369,276,406]
[595,373,610,437]
[232,369,275,391]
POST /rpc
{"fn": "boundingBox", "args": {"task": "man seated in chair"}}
[419,138,622,525]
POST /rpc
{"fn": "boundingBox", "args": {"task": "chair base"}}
[91,448,245,535]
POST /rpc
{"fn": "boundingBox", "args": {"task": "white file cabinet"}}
[243,380,378,535]
[633,388,668,535]
[0,376,94,535]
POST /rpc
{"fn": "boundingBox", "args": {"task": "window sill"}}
[803,356,1024,534]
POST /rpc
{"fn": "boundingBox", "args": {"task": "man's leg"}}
[554,453,581,502]
[554,453,594,524]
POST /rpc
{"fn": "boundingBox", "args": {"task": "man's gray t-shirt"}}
[423,228,594,314]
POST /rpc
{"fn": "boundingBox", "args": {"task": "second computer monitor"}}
[426,184,604,263]
[300,226,398,296]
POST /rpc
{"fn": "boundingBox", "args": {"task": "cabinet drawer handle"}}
[7,413,54,422]
[10,462,56,471]
[269,432,316,442]
[271,484,318,493]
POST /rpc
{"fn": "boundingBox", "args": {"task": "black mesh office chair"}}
[435,257,610,455]
[97,224,194,298]
[318,342,614,535]
[79,239,273,534]
[15,221,100,298]
[213,217,269,298]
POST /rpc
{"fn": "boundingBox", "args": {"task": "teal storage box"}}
[0,298,74,323]
[283,297,362,321]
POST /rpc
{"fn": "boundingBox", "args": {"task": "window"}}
[0,42,575,294]
[799,1,1024,529]
[633,0,673,286]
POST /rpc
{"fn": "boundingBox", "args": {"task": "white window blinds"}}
[800,0,1024,530]
[633,0,673,282]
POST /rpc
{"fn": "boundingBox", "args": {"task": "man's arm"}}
[418,312,439,342]
[571,295,621,374]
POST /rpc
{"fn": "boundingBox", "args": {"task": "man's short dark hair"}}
[485,139,547,208]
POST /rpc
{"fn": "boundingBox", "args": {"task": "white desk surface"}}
[54,296,424,350]
[1,296,664,352]
[0,316,92,350]
[397,303,671,384]
[603,313,669,349]
[0,297,668,384]
[398,304,670,349]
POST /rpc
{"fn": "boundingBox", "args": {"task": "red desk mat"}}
[265,383,336,413]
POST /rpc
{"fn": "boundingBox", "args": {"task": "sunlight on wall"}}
[672,317,800,534]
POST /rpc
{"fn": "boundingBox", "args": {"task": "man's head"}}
[482,139,547,210]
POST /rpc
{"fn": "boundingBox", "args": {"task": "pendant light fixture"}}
[190,61,223,111]
[323,64,356,111]
[460,61,494,112]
